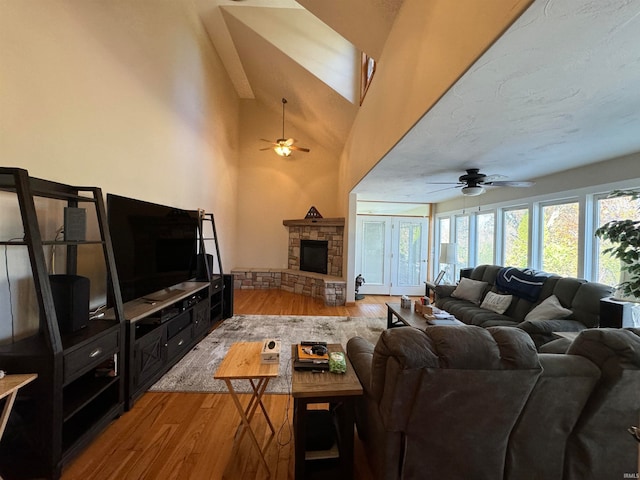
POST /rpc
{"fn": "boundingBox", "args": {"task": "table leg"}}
[337,400,355,479]
[387,307,394,329]
[224,379,271,476]
[293,398,307,480]
[235,378,275,445]
[0,390,18,439]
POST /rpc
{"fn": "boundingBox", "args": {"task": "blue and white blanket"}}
[495,267,552,302]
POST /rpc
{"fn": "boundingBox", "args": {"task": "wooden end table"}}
[0,373,37,440]
[214,342,279,475]
[291,344,363,479]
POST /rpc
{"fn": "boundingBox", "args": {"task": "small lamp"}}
[439,243,457,284]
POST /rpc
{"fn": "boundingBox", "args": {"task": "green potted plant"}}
[595,189,640,301]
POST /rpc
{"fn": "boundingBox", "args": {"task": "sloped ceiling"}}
[197,0,640,203]
[197,0,402,157]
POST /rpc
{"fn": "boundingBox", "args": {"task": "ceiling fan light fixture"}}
[462,185,485,196]
[274,144,291,157]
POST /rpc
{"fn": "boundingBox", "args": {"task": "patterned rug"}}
[149,314,386,394]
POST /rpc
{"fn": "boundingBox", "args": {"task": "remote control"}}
[300,341,327,346]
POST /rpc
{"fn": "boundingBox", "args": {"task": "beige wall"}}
[233,100,341,269]
[0,0,239,341]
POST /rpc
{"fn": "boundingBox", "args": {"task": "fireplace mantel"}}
[282,217,345,227]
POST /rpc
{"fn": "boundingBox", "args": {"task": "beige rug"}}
[149,314,385,394]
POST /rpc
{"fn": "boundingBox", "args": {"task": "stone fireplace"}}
[284,217,344,277]
[231,217,346,306]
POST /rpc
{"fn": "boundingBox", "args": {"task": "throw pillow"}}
[451,277,488,305]
[480,291,513,314]
[524,295,572,322]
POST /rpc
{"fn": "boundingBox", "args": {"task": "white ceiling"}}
[198,0,640,203]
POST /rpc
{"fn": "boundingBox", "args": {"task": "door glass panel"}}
[397,221,422,286]
[361,220,385,284]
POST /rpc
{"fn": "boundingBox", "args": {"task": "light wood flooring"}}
[62,290,413,480]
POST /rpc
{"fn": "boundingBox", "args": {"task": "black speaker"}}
[223,273,234,319]
[196,253,213,281]
[49,274,90,333]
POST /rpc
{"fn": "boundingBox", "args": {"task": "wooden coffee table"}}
[214,342,279,475]
[291,344,363,479]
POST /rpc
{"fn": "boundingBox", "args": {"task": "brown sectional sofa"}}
[347,326,640,480]
[434,264,613,348]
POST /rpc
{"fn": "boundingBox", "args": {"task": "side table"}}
[291,344,363,479]
[0,373,37,440]
[214,342,279,475]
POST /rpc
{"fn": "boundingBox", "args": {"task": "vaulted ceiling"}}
[197,0,640,203]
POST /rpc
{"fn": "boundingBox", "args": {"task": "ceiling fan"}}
[429,168,535,196]
[260,98,310,157]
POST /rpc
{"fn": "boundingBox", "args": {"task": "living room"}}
[1,0,640,479]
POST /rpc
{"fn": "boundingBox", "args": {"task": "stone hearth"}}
[231,217,347,306]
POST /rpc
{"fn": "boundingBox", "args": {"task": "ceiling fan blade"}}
[427,185,461,194]
[260,138,276,144]
[290,145,310,152]
[423,182,463,185]
[485,181,535,187]
[259,147,273,151]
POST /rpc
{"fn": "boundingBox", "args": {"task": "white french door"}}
[355,216,429,296]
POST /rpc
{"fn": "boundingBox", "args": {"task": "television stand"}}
[104,281,212,409]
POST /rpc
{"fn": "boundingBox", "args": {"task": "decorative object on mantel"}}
[305,206,323,219]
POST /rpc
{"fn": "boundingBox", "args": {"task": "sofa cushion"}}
[480,291,513,314]
[451,277,488,304]
[524,295,572,322]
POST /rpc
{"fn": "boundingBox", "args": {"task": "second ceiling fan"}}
[260,98,310,157]
[428,168,535,196]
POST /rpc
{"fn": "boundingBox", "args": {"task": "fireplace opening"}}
[300,240,328,275]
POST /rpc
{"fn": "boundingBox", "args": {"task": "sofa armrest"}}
[346,336,375,394]
[518,318,587,334]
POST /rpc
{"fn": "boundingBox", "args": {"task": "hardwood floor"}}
[62,290,410,480]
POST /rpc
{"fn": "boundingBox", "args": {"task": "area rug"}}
[149,314,386,394]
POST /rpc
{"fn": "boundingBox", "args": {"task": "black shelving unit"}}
[0,167,125,480]
[197,211,229,322]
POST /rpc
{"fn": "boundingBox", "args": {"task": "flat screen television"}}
[107,193,199,304]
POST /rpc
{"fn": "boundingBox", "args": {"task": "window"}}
[541,201,579,277]
[360,52,376,104]
[455,215,470,279]
[595,193,640,285]
[503,208,529,267]
[476,212,495,265]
